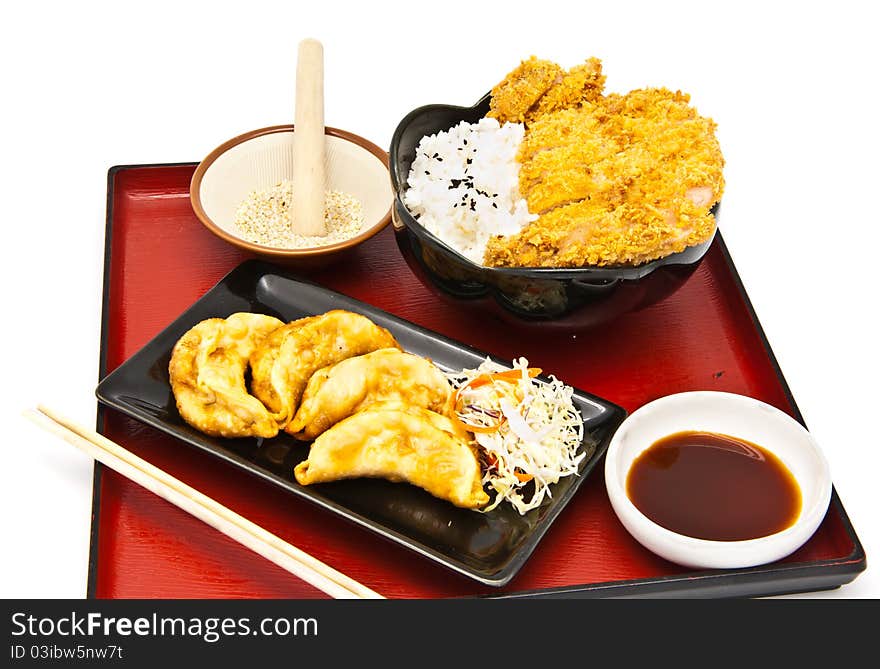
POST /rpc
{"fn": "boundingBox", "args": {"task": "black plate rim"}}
[94,256,627,587]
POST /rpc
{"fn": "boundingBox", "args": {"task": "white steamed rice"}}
[403,118,535,264]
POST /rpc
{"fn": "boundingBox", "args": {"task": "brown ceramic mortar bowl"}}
[191,125,392,270]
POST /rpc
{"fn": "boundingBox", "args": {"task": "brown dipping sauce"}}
[626,431,802,541]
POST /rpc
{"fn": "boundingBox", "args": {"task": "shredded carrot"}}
[446,367,542,437]
[514,470,534,483]
[467,368,542,389]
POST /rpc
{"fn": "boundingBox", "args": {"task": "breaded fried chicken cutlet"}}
[486,56,563,124]
[488,57,606,125]
[483,57,724,268]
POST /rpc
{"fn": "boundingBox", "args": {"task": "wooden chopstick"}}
[24,405,383,600]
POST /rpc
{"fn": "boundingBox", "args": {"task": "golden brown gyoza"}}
[169,313,284,438]
[364,400,470,438]
[294,405,488,509]
[249,316,317,420]
[249,310,401,429]
[287,348,452,440]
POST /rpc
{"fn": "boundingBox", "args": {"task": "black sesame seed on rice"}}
[402,119,531,264]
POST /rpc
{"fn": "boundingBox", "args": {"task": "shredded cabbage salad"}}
[446,357,585,514]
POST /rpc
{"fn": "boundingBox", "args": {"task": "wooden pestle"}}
[292,38,327,236]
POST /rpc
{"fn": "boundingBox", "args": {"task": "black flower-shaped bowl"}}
[389,94,719,330]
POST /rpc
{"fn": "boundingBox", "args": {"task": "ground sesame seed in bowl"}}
[233,180,365,249]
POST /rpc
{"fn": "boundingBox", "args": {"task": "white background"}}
[1,0,877,598]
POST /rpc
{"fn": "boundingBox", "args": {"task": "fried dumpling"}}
[294,406,489,509]
[287,348,452,440]
[250,310,400,428]
[169,313,284,438]
[359,400,469,439]
[249,316,317,419]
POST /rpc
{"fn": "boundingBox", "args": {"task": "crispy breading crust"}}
[486,56,562,124]
[526,58,605,122]
[484,78,725,267]
[487,57,606,126]
[484,196,718,267]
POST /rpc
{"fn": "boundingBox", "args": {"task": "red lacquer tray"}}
[89,164,865,598]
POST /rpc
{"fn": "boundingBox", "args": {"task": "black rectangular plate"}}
[96,259,626,586]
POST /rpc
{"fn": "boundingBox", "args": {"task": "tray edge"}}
[89,163,200,598]
[89,164,868,599]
